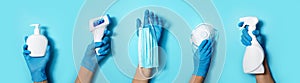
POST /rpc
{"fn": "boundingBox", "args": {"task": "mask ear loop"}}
[148,17,159,77]
[138,23,143,68]
[148,17,158,41]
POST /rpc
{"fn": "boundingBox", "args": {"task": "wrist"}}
[134,67,152,80]
[81,53,101,72]
[31,69,47,82]
[81,60,97,72]
[193,61,210,77]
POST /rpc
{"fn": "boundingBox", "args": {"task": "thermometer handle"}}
[93,28,105,56]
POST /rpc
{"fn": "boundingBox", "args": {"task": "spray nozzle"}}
[239,17,258,30]
[30,24,40,35]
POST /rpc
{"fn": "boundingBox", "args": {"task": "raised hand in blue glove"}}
[23,36,50,82]
[81,30,111,72]
[238,22,261,46]
[193,39,213,77]
[136,9,163,42]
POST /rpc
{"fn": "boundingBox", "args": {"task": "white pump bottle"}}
[26,24,48,57]
[89,14,110,55]
[239,17,265,74]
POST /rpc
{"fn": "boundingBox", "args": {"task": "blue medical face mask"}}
[138,27,159,68]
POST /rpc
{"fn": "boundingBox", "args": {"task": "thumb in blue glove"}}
[81,30,111,72]
[238,22,262,46]
[23,36,50,82]
[193,39,213,77]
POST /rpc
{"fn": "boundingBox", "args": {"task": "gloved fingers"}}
[252,30,260,37]
[100,49,110,56]
[203,46,212,58]
[23,50,31,60]
[44,46,51,59]
[257,35,263,44]
[238,21,249,29]
[244,25,249,30]
[24,36,28,42]
[143,10,150,27]
[242,29,252,41]
[98,43,110,53]
[22,44,31,60]
[202,40,212,52]
[23,44,28,50]
[238,22,244,27]
[198,40,208,51]
[241,35,251,43]
[95,42,103,49]
[155,17,162,30]
[149,11,154,24]
[241,38,251,46]
[101,35,109,42]
[22,44,31,59]
[201,50,212,61]
[102,36,110,44]
[242,32,252,42]
[95,37,110,48]
[23,50,31,55]
[158,16,162,26]
[136,18,142,28]
[154,14,158,25]
[136,18,142,36]
[104,30,111,36]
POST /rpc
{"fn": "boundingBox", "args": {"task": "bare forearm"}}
[190,75,204,83]
[75,66,94,83]
[255,59,274,83]
[132,66,152,83]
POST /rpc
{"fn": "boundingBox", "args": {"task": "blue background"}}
[0,0,299,83]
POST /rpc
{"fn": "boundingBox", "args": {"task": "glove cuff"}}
[81,60,97,72]
[31,70,47,82]
[193,61,210,77]
[81,55,103,72]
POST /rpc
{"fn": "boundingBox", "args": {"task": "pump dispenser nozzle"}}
[30,24,40,35]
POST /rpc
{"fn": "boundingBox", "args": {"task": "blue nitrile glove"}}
[23,36,50,82]
[193,39,213,77]
[136,10,163,42]
[81,30,111,72]
[238,22,261,46]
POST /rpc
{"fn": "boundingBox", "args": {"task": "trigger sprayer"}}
[89,14,110,55]
[239,17,265,74]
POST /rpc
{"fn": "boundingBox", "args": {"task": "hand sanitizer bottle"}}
[26,24,48,57]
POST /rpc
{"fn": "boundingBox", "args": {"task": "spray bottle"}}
[26,24,48,57]
[239,17,265,74]
[89,14,110,55]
